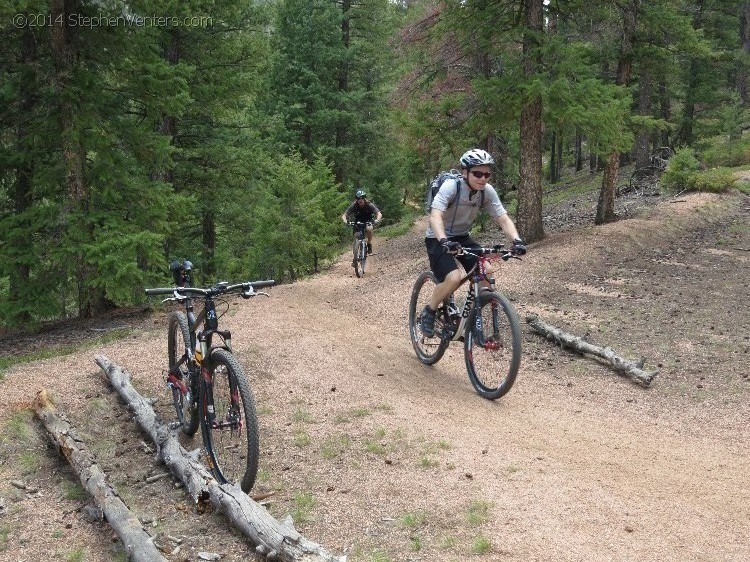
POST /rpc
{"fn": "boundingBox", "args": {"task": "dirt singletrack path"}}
[221,191,750,561]
[2,191,749,562]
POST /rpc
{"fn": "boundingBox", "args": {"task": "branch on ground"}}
[525,315,657,387]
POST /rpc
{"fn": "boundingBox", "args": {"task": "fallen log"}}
[94,354,345,562]
[526,315,657,386]
[33,389,167,562]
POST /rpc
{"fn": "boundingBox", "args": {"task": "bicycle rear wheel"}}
[167,312,199,435]
[464,291,522,400]
[201,349,259,492]
[409,271,450,364]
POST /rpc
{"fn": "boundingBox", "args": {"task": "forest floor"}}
[1,176,750,562]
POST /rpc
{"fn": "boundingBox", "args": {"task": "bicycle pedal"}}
[168,421,183,430]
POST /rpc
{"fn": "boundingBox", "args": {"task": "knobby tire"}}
[167,312,199,436]
[464,291,522,400]
[200,349,260,492]
[353,237,366,277]
[409,271,450,364]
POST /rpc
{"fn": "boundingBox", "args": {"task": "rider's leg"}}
[366,225,374,253]
[429,270,462,310]
[421,238,462,337]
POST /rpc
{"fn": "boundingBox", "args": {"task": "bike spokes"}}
[409,271,450,364]
[202,350,259,492]
[464,293,521,400]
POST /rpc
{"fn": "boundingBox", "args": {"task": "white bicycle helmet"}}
[460,148,495,169]
[355,189,366,198]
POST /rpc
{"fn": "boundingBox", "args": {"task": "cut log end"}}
[34,388,54,409]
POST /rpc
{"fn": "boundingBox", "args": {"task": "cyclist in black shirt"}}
[341,189,382,255]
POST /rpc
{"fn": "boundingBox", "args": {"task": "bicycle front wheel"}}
[353,239,366,277]
[464,291,522,400]
[201,349,260,492]
[168,312,199,436]
[359,239,367,276]
[409,271,450,365]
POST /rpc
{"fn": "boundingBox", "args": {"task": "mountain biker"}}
[341,189,382,257]
[420,148,527,338]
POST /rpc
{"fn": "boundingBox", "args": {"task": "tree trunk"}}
[34,389,168,562]
[335,0,352,186]
[739,3,750,105]
[202,209,216,280]
[154,29,180,185]
[9,23,37,325]
[596,152,620,224]
[634,67,652,170]
[517,0,545,243]
[589,145,598,173]
[50,0,106,318]
[596,0,639,224]
[575,130,583,172]
[550,132,558,183]
[677,0,704,146]
[659,75,671,147]
[94,355,345,562]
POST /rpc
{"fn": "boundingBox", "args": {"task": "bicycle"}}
[348,221,373,277]
[145,260,274,492]
[408,245,522,400]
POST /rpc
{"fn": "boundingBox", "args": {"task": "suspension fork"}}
[200,349,243,431]
[471,280,486,346]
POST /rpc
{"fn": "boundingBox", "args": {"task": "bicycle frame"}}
[177,294,232,427]
[149,280,272,428]
[440,250,496,343]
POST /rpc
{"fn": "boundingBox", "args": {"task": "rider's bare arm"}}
[493,213,521,244]
[429,208,447,241]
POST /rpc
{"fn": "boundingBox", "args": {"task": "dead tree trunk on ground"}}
[33,389,167,562]
[94,354,346,562]
[526,315,657,386]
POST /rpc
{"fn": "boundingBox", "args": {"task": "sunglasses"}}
[470,171,492,179]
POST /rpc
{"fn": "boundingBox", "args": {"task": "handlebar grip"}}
[248,279,275,289]
[145,287,177,295]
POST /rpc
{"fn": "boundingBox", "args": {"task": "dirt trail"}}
[1,191,749,561]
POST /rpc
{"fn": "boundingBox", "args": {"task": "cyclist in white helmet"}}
[420,148,527,337]
[341,189,382,256]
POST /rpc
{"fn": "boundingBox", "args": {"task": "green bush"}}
[698,134,750,167]
[661,148,700,191]
[686,167,736,193]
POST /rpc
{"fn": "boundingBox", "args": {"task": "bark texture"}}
[526,315,657,386]
[94,354,346,562]
[34,389,168,562]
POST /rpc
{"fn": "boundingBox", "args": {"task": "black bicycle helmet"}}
[460,148,495,169]
[355,189,366,198]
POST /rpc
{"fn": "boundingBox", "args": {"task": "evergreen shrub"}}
[661,148,700,191]
[686,167,736,193]
[700,135,750,168]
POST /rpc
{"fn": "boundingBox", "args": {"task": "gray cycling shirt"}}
[425,177,507,238]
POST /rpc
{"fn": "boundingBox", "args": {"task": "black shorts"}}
[425,235,480,282]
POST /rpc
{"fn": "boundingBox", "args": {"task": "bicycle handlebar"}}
[451,245,522,261]
[145,279,275,298]
[347,221,374,226]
